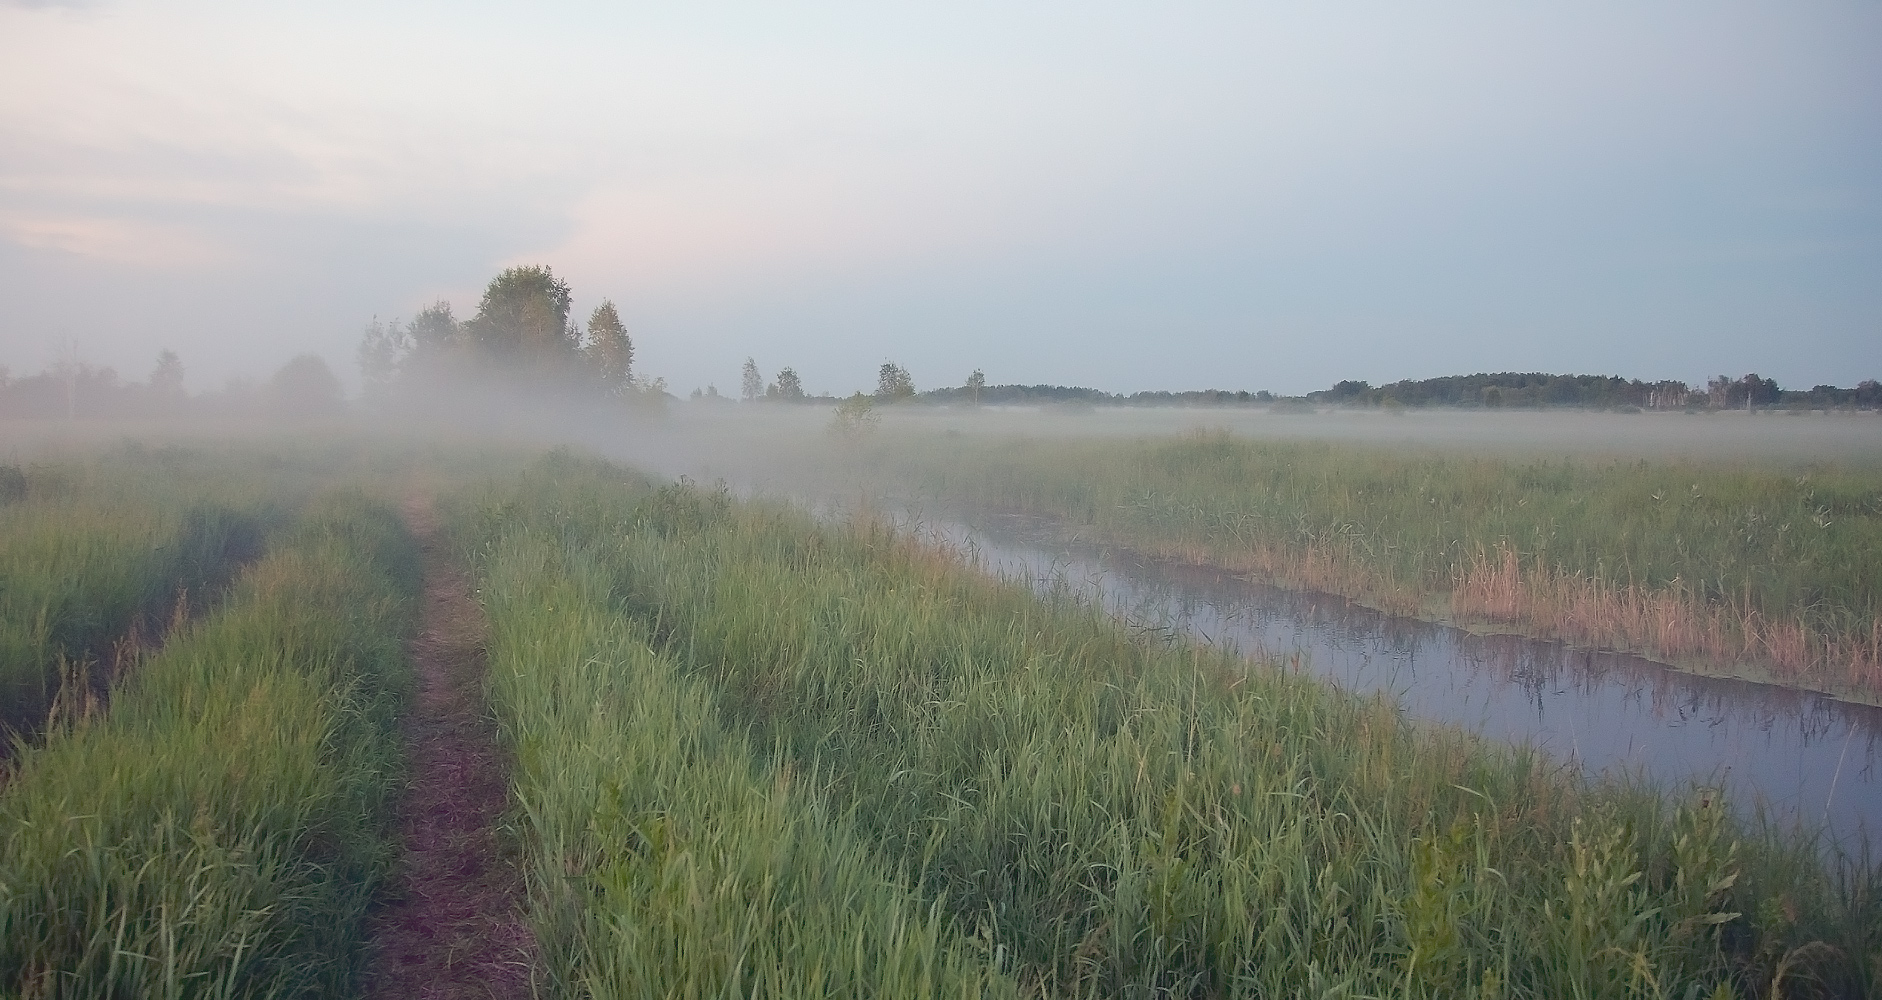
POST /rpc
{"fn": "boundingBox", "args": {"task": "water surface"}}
[917,515,1881,852]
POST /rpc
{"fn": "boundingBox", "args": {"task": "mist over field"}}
[8,4,1882,997]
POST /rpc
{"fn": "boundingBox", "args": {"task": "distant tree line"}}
[0,349,345,421]
[1309,372,1882,411]
[719,358,1291,409]
[696,361,1882,413]
[918,384,1281,407]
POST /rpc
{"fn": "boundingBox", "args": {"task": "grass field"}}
[0,449,283,745]
[2,435,1877,998]
[784,427,1882,700]
[0,488,419,997]
[455,453,1879,999]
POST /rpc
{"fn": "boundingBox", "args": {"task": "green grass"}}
[472,509,1016,998]
[808,429,1882,692]
[0,453,282,742]
[0,490,418,999]
[457,454,1879,999]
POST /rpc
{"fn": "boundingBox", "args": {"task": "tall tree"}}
[965,368,985,406]
[149,349,185,398]
[585,300,635,392]
[876,362,914,402]
[407,302,459,357]
[464,266,575,362]
[741,358,764,401]
[357,317,410,402]
[772,367,805,401]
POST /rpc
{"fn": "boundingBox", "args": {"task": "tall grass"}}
[818,430,1882,695]
[0,459,272,742]
[463,455,1878,999]
[0,492,418,999]
[472,519,1016,998]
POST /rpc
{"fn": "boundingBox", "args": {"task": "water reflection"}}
[915,517,1881,852]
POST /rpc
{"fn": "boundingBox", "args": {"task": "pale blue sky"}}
[2,1,1877,396]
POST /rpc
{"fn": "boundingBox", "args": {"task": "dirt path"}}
[366,499,534,999]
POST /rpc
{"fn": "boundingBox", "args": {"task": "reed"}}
[0,491,418,998]
[811,429,1882,697]
[459,456,1878,999]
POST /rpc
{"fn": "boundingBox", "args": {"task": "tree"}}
[407,302,458,357]
[1709,373,1780,409]
[149,349,184,398]
[464,265,576,362]
[269,355,343,420]
[965,368,985,406]
[772,367,805,401]
[741,358,764,401]
[876,362,914,402]
[1326,380,1371,402]
[585,300,635,393]
[357,317,409,402]
[1739,373,1781,408]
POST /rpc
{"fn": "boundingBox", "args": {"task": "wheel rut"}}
[367,498,534,999]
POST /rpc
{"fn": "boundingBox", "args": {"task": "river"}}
[906,513,1881,854]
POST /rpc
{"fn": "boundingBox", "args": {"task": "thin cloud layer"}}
[1,1,1876,394]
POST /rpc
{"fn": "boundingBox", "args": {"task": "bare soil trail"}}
[366,498,534,999]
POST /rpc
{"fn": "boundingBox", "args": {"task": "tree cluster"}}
[876,363,915,402]
[359,265,657,404]
[728,359,812,402]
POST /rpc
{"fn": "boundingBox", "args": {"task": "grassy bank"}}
[0,491,418,998]
[464,455,1878,999]
[808,429,1882,700]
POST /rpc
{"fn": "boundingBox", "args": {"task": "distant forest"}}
[903,372,1881,411]
[6,361,1881,419]
[916,384,1278,407]
[1307,372,1882,411]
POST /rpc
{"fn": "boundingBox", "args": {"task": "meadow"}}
[457,453,1876,998]
[1,434,1877,997]
[764,421,1882,701]
[0,448,286,745]
[0,487,418,997]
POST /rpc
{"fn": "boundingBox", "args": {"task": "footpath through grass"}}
[458,454,1880,999]
[810,429,1882,699]
[0,490,419,998]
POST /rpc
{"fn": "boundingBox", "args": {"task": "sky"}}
[1,1,1878,397]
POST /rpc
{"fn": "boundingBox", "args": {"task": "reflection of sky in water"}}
[907,516,1881,854]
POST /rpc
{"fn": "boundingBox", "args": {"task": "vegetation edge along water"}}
[788,429,1882,705]
[456,453,1879,999]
